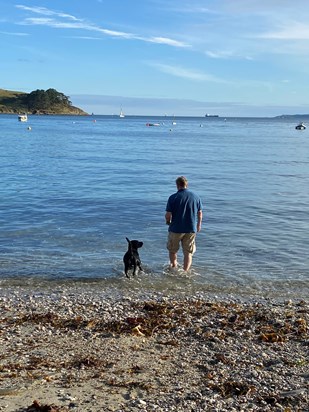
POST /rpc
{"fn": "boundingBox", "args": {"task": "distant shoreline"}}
[2,112,309,119]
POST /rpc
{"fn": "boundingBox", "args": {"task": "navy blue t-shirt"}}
[166,189,202,233]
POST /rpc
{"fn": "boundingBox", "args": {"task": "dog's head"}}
[126,237,143,251]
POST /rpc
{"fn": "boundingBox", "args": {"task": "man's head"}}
[176,176,188,189]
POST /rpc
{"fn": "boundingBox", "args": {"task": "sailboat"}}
[119,108,125,118]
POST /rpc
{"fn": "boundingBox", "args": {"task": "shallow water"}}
[0,114,308,299]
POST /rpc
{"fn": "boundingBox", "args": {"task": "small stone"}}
[280,388,306,398]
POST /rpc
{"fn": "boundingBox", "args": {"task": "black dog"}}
[123,237,143,278]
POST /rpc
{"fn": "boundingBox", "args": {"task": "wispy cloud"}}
[147,37,190,48]
[21,18,88,30]
[205,50,253,61]
[159,2,309,58]
[16,5,81,22]
[151,1,219,15]
[0,31,29,36]
[149,62,227,82]
[258,22,309,40]
[21,17,136,38]
[67,36,102,41]
[16,4,189,48]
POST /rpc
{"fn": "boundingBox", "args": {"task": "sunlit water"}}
[1,114,308,299]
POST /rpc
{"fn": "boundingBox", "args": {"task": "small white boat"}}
[146,122,160,127]
[119,108,125,118]
[18,114,28,122]
[295,122,306,130]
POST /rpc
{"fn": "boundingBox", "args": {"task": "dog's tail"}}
[126,237,132,252]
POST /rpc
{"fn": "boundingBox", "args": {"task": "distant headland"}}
[275,114,309,118]
[0,88,88,115]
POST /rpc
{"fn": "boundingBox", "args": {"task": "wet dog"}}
[123,237,143,278]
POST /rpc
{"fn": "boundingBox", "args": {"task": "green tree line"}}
[23,88,72,111]
[0,88,86,114]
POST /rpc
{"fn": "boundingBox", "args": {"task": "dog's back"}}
[123,237,143,278]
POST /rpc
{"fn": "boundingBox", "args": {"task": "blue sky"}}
[1,0,309,116]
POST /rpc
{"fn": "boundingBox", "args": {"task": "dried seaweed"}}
[106,378,152,391]
[213,380,256,397]
[1,296,308,411]
[3,299,307,344]
[24,400,69,411]
[71,356,104,369]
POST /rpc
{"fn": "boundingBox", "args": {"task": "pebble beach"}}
[0,285,308,412]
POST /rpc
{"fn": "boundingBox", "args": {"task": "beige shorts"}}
[167,232,196,254]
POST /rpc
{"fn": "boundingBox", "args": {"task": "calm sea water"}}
[1,114,308,299]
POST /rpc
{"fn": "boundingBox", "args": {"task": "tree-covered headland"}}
[0,88,87,115]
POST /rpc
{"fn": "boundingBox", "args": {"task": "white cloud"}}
[205,50,254,61]
[21,17,138,39]
[16,5,81,21]
[67,36,102,41]
[147,36,190,48]
[149,62,226,83]
[97,28,135,39]
[205,50,236,59]
[21,18,87,29]
[258,22,309,40]
[0,31,29,36]
[16,5,188,48]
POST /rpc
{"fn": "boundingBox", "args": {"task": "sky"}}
[2,0,309,117]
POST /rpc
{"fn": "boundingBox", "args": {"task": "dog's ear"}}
[126,237,130,243]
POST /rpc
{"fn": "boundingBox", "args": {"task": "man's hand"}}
[165,211,172,226]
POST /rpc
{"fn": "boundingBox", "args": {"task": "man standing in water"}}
[165,176,203,272]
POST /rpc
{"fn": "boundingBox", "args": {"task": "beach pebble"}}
[0,286,307,411]
[279,388,307,398]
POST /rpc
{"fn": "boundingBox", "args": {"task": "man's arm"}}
[197,210,202,232]
[165,211,172,225]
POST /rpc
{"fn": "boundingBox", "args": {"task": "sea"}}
[1,114,308,300]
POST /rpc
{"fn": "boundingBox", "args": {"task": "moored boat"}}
[295,122,306,130]
[18,114,28,122]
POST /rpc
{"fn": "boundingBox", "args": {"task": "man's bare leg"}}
[169,252,178,268]
[183,253,192,272]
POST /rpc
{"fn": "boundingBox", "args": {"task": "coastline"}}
[0,285,308,411]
